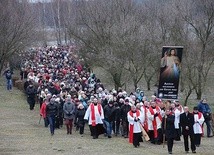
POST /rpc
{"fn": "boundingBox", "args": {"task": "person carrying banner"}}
[193,106,205,147]
[127,105,144,148]
[162,109,176,154]
[171,101,183,141]
[84,98,105,139]
[147,101,164,144]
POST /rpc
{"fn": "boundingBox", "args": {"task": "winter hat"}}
[125,99,129,102]
[193,106,198,111]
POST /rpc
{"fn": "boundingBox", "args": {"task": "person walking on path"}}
[46,98,58,136]
[180,106,196,153]
[63,97,76,134]
[197,98,212,137]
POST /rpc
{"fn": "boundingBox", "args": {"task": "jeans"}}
[203,120,211,137]
[6,79,12,90]
[104,120,113,136]
[48,115,55,135]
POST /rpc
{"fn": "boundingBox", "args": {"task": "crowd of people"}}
[4,45,213,154]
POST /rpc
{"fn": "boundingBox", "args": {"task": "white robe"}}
[147,106,163,130]
[84,104,104,125]
[193,113,205,134]
[140,107,145,124]
[127,111,144,133]
[174,108,181,129]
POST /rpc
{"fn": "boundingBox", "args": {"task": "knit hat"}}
[193,106,198,111]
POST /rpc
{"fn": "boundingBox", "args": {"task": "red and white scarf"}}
[149,106,162,138]
[90,103,102,126]
[129,110,140,144]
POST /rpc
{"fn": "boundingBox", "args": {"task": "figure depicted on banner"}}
[161,49,180,79]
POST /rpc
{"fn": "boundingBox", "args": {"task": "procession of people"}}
[4,45,213,154]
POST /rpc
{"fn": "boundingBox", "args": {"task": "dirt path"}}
[0,83,213,155]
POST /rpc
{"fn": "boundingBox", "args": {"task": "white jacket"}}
[127,110,144,133]
[147,106,163,130]
[84,104,104,125]
[193,112,205,134]
[174,108,181,129]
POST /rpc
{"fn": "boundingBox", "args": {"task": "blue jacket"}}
[197,102,211,114]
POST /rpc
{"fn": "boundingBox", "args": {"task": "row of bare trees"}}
[0,0,214,103]
[65,0,214,102]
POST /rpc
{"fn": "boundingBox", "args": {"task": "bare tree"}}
[0,0,36,73]
[177,0,214,99]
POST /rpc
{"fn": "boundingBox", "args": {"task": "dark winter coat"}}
[162,114,176,139]
[121,104,131,121]
[75,109,86,127]
[46,102,58,117]
[26,85,37,104]
[180,112,194,136]
[104,105,115,122]
[114,106,121,121]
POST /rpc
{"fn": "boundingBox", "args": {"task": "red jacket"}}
[40,102,47,118]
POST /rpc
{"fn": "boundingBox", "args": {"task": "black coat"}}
[104,105,115,122]
[162,114,176,139]
[26,86,37,104]
[46,102,58,117]
[120,104,131,121]
[180,112,194,136]
[114,106,121,121]
[75,109,86,127]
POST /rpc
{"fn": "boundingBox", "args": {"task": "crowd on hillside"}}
[3,45,213,154]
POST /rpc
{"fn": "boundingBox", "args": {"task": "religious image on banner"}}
[158,46,183,100]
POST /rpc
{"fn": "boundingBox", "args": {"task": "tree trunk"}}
[146,80,151,91]
[112,73,122,91]
[196,71,202,100]
[0,58,5,74]
[184,88,193,106]
[133,76,138,91]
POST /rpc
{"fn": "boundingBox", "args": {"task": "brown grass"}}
[0,75,214,155]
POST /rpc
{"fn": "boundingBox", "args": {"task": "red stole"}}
[129,110,140,144]
[149,106,162,138]
[143,106,148,132]
[90,103,102,126]
[194,112,203,134]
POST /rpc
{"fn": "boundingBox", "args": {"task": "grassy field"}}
[0,76,214,155]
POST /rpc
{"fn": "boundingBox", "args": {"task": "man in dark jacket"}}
[103,101,115,138]
[120,99,131,138]
[26,83,37,110]
[46,98,58,136]
[180,106,196,153]
[197,98,212,137]
[162,109,176,154]
[113,102,121,136]
[4,69,13,91]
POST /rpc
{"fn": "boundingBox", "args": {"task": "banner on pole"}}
[158,46,183,100]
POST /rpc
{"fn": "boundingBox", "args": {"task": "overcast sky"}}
[28,0,52,3]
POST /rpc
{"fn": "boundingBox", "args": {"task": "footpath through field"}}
[0,81,213,155]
